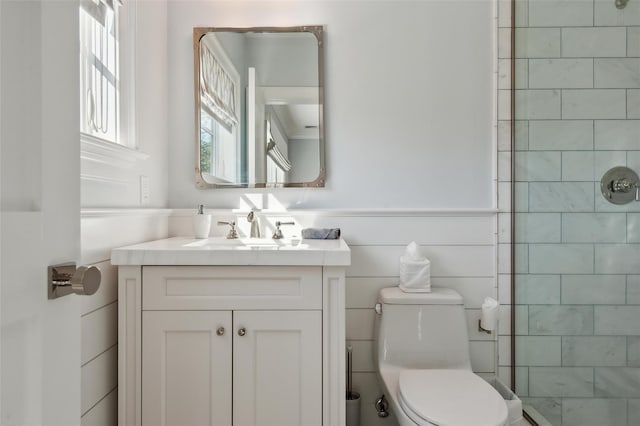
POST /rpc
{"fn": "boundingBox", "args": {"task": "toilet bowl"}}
[374,286,508,426]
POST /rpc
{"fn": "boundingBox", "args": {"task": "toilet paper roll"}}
[480,297,499,331]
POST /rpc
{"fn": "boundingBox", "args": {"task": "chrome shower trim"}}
[509,0,516,395]
[615,0,630,9]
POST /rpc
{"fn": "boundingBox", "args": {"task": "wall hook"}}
[48,263,101,299]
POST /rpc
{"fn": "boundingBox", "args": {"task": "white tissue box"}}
[399,256,431,292]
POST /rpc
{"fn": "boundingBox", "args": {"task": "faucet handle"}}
[217,221,238,239]
[272,221,295,239]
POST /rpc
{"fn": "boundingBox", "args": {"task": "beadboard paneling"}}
[348,245,495,278]
[334,212,498,425]
[352,372,400,426]
[81,389,117,426]
[81,209,170,264]
[167,209,497,242]
[81,302,117,366]
[295,214,496,246]
[168,210,499,426]
[346,277,495,309]
[81,345,117,416]
[80,210,170,425]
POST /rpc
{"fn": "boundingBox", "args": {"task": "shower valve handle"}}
[600,167,640,205]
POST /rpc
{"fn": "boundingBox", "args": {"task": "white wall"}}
[168,0,495,209]
[288,138,319,183]
[78,2,171,425]
[81,0,169,209]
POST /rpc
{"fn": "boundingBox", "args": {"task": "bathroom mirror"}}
[193,26,325,188]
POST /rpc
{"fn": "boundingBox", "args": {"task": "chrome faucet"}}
[247,211,261,238]
[272,221,295,239]
[217,221,238,239]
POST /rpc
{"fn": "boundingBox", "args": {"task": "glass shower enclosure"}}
[512,0,640,425]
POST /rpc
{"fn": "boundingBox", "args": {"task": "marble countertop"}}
[111,237,351,266]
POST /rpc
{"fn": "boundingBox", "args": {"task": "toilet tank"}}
[375,287,472,370]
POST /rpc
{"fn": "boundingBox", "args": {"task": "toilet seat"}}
[398,369,508,426]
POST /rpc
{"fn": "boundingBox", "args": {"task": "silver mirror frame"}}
[193,26,325,189]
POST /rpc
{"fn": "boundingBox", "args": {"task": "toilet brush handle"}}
[347,345,353,398]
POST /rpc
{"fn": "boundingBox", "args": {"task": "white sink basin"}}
[183,238,300,250]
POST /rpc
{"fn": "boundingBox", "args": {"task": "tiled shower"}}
[511,0,640,424]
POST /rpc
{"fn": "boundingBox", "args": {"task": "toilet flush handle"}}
[375,303,382,315]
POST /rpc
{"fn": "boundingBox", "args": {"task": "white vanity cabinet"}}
[140,266,322,426]
[142,310,233,426]
[113,237,350,426]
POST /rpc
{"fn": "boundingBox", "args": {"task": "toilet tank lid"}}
[379,287,463,305]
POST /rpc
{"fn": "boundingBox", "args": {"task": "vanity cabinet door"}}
[233,310,322,426]
[142,310,232,426]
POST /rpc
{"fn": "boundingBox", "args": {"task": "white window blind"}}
[199,42,239,131]
[266,139,292,172]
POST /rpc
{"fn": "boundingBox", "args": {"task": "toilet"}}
[374,286,509,426]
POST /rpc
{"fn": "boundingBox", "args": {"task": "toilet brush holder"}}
[346,345,360,426]
[346,392,361,426]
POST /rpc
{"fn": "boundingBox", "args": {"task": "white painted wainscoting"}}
[76,209,501,426]
[169,208,499,426]
[80,210,170,426]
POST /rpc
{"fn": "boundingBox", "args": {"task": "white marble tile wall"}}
[528,0,593,27]
[629,89,640,117]
[528,120,593,151]
[499,0,640,424]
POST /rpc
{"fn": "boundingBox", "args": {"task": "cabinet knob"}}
[237,327,246,336]
[216,327,225,336]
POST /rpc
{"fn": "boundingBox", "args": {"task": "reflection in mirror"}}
[194,26,324,188]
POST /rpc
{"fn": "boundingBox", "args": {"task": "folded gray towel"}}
[301,228,341,239]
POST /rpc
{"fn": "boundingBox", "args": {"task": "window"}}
[198,35,241,183]
[79,0,121,144]
[200,109,237,183]
[265,115,292,185]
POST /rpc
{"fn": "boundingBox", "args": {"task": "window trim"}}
[81,132,149,170]
[80,1,146,174]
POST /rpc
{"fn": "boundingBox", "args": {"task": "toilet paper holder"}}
[478,320,492,334]
[478,297,499,334]
[48,262,101,299]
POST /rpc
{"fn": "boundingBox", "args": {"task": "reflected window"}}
[198,34,241,183]
[200,110,237,183]
[265,120,287,184]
